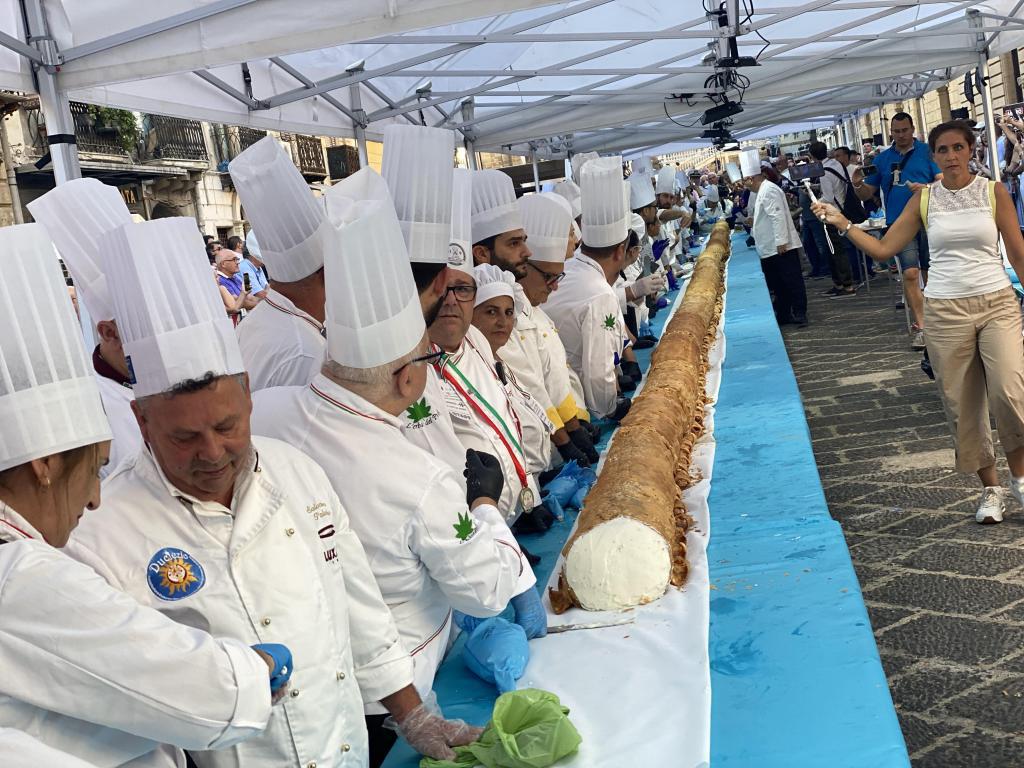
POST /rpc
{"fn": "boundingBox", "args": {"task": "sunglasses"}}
[527,262,565,286]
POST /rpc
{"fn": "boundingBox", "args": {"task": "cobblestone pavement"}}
[781,271,1024,767]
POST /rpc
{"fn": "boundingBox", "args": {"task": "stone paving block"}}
[897,712,959,756]
[898,542,1024,578]
[866,604,916,632]
[865,572,1024,614]
[891,664,992,714]
[940,678,1024,734]
[832,506,916,533]
[878,614,1024,666]
[879,512,973,539]
[914,730,1024,768]
[857,486,976,512]
[823,481,881,504]
[880,647,921,678]
[934,518,1024,547]
[847,534,928,564]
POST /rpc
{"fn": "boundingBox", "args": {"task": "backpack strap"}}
[919,184,930,225]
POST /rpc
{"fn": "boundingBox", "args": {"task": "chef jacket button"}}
[307,762,317,768]
[262,617,272,626]
[341,743,351,753]
[290,688,301,698]
[286,527,296,536]
[336,671,346,680]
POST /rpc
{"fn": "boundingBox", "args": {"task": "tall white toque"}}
[739,148,762,179]
[102,218,245,398]
[229,136,329,282]
[519,192,572,264]
[449,168,474,275]
[0,224,112,472]
[628,171,656,211]
[552,178,582,219]
[322,169,425,369]
[470,169,523,245]
[381,124,456,265]
[570,152,600,184]
[655,166,677,195]
[580,156,629,249]
[27,177,133,322]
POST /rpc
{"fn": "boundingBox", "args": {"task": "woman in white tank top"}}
[814,120,1024,525]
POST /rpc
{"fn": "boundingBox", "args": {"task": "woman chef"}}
[0,223,288,767]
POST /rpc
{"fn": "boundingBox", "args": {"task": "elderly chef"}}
[499,193,598,467]
[229,137,329,391]
[543,156,632,420]
[0,223,284,767]
[252,172,540,762]
[67,217,478,768]
[27,178,143,477]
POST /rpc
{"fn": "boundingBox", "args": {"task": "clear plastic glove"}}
[511,588,548,639]
[396,702,483,760]
[632,272,666,297]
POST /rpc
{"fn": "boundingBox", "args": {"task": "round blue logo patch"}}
[147,548,206,601]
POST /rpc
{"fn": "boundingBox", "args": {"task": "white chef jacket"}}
[251,376,535,714]
[500,364,554,475]
[532,305,584,423]
[66,439,414,768]
[236,289,327,391]
[752,180,801,260]
[499,308,561,431]
[541,253,624,418]
[1,728,99,767]
[95,374,142,479]
[0,505,269,768]
[437,334,532,523]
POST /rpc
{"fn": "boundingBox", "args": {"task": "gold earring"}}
[41,477,51,488]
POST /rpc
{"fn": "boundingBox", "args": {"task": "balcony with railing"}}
[142,115,208,163]
[212,125,268,170]
[22,100,137,161]
[294,134,327,178]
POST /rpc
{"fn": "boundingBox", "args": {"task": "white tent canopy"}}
[1,0,1023,166]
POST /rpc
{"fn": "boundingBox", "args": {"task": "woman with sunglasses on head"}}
[0,224,286,766]
[814,120,1024,526]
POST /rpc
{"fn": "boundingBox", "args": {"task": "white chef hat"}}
[448,168,473,275]
[581,156,629,248]
[519,192,572,264]
[739,148,762,179]
[630,213,646,241]
[382,124,455,265]
[229,136,329,283]
[27,177,133,322]
[323,169,424,369]
[473,263,515,307]
[103,218,245,399]
[245,229,261,259]
[655,166,677,195]
[553,179,582,219]
[0,224,112,472]
[570,152,600,184]
[628,171,655,211]
[471,169,522,245]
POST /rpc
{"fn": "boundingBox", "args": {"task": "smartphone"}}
[860,163,877,176]
[242,273,252,292]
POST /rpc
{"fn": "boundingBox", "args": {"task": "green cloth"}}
[420,689,581,768]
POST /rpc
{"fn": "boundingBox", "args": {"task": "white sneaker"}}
[976,487,1008,524]
[910,329,926,351]
[1011,476,1024,508]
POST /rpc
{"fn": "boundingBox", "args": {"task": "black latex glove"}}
[612,396,632,421]
[581,420,601,441]
[557,439,591,468]
[464,449,504,507]
[568,427,600,464]
[511,503,556,534]
[632,337,655,350]
[621,360,642,382]
[618,374,637,393]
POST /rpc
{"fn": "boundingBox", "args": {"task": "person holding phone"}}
[855,112,943,349]
[215,248,258,324]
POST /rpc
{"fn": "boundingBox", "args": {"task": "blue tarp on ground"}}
[385,235,908,767]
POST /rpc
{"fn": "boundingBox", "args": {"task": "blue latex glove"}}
[252,643,293,692]
[544,462,579,507]
[540,489,565,522]
[666,271,678,291]
[511,588,548,639]
[453,610,486,635]
[461,617,529,693]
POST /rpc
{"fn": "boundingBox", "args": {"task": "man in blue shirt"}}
[856,112,941,350]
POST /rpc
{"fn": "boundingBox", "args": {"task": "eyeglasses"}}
[393,349,444,375]
[527,262,565,286]
[443,283,477,303]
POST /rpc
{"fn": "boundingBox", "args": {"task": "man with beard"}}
[471,169,532,277]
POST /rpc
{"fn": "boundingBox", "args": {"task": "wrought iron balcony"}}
[295,134,327,177]
[213,125,268,170]
[144,115,208,162]
[22,100,136,159]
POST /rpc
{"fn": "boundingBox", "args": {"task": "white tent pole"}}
[23,0,80,183]
[461,100,478,170]
[530,145,540,190]
[969,9,1001,182]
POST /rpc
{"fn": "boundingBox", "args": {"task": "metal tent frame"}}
[1,0,1023,182]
